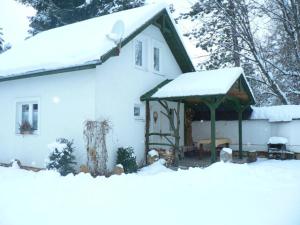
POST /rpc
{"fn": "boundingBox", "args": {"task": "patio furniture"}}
[197,138,231,159]
[267,137,292,159]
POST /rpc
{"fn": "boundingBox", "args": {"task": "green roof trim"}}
[140,73,255,106]
[140,79,173,101]
[240,75,256,105]
[0,61,101,82]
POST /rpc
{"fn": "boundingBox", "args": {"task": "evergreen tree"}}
[0,27,4,53]
[116,147,138,174]
[47,138,77,176]
[17,0,145,35]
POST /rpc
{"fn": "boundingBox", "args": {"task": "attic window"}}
[153,47,160,72]
[135,40,143,67]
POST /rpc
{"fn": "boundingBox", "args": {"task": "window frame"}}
[134,103,145,121]
[151,40,163,75]
[133,37,148,70]
[15,98,40,135]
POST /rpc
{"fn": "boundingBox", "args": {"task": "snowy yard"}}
[0,160,300,225]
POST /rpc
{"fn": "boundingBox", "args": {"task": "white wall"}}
[0,70,96,168]
[0,25,183,170]
[94,25,182,170]
[192,120,300,152]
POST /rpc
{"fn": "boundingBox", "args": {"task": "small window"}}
[153,47,160,72]
[16,102,39,134]
[32,104,38,130]
[21,104,29,123]
[134,106,141,117]
[135,40,143,67]
[134,104,145,120]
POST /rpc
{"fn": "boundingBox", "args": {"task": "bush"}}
[116,147,138,173]
[46,138,77,176]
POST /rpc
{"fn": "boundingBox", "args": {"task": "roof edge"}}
[0,60,101,83]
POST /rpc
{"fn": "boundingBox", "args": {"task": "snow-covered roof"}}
[251,105,300,122]
[0,3,193,78]
[152,67,248,98]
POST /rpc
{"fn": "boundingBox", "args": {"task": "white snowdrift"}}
[0,160,300,225]
[251,105,300,122]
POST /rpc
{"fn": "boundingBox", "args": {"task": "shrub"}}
[116,147,138,173]
[46,138,77,176]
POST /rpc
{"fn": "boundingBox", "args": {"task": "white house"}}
[0,4,194,170]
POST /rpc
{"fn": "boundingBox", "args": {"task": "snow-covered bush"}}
[116,147,138,174]
[46,138,76,176]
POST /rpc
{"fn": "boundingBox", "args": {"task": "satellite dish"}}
[106,20,125,45]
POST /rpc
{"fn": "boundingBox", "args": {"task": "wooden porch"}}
[140,67,256,166]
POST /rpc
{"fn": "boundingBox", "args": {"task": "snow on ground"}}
[0,159,300,225]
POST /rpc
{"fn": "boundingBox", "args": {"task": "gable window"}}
[153,47,160,72]
[16,101,39,134]
[135,40,143,67]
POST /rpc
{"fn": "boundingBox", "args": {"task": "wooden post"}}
[145,100,150,159]
[210,106,217,163]
[238,109,243,159]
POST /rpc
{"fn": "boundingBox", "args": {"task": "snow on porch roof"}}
[151,67,254,101]
[0,3,194,79]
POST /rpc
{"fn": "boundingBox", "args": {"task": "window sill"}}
[16,132,39,136]
[153,70,165,76]
[134,65,148,72]
[134,117,145,122]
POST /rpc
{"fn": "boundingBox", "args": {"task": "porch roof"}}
[140,67,255,105]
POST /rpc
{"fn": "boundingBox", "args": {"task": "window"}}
[153,47,160,72]
[134,105,141,117]
[134,103,145,120]
[16,101,39,133]
[135,40,143,67]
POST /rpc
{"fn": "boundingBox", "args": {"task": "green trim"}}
[101,9,195,73]
[0,61,101,82]
[238,110,243,159]
[240,75,256,104]
[140,79,173,101]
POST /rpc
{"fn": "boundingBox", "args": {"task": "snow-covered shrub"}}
[46,138,76,176]
[116,147,138,174]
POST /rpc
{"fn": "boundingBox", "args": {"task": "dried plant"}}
[83,119,111,176]
[19,121,33,134]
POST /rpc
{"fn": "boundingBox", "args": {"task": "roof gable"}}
[0,4,194,81]
[142,67,255,105]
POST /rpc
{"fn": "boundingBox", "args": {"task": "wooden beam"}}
[203,97,224,163]
[210,106,217,163]
[148,142,174,147]
[145,100,150,158]
[238,110,243,159]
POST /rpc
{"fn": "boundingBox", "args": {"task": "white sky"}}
[0,0,35,46]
